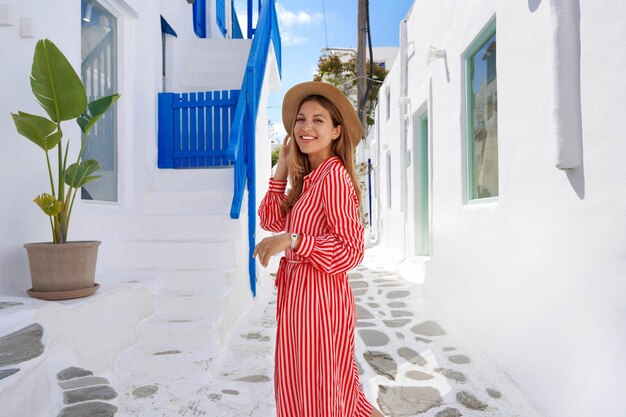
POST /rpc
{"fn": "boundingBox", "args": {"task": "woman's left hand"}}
[253,233,291,267]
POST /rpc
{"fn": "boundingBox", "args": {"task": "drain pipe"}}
[549,0,582,169]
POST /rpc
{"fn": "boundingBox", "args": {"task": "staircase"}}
[105,167,253,414]
[126,167,252,344]
[179,38,252,92]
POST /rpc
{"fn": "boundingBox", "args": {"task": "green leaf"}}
[65,159,101,188]
[11,111,61,151]
[33,193,63,216]
[77,94,120,134]
[31,39,87,123]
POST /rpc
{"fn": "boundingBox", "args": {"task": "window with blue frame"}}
[81,0,118,202]
[465,21,498,200]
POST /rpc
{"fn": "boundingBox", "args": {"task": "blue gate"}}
[158,90,239,169]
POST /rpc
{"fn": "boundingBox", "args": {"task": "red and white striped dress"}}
[259,156,373,417]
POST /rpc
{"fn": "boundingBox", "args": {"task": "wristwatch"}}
[290,233,299,250]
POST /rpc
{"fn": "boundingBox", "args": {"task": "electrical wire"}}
[321,0,329,48]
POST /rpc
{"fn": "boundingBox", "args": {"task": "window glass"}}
[81,0,118,202]
[467,29,498,199]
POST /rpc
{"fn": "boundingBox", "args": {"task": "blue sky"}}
[234,0,414,138]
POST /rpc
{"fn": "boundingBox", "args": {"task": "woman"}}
[254,81,384,417]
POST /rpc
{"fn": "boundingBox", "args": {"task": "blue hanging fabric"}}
[160,15,177,37]
[192,0,207,38]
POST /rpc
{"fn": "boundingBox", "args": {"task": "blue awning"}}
[160,15,177,37]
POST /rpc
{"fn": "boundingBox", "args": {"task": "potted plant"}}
[11,39,120,300]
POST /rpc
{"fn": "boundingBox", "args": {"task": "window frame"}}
[464,18,498,203]
[80,0,120,203]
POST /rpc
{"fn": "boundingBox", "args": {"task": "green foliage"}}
[11,39,120,243]
[313,54,388,125]
[271,147,280,167]
[33,193,63,217]
[65,159,101,188]
[30,39,87,123]
[11,111,61,151]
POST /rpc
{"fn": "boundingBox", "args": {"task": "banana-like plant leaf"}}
[65,159,101,188]
[11,111,61,151]
[31,39,87,123]
[77,94,121,134]
[33,193,63,216]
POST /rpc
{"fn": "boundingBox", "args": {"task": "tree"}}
[313,54,388,126]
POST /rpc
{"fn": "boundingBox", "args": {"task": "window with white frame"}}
[465,21,498,200]
[81,0,118,202]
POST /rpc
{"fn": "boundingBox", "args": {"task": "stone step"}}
[123,240,236,270]
[180,72,245,92]
[153,269,234,294]
[146,167,234,192]
[188,56,248,70]
[192,38,252,51]
[134,214,244,241]
[152,291,227,321]
[138,317,220,349]
[110,342,218,386]
[142,190,234,216]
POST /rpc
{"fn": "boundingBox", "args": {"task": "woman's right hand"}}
[274,134,290,180]
[278,134,290,164]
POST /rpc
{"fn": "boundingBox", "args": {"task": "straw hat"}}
[282,81,363,146]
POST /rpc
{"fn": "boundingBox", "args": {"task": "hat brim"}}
[282,81,363,146]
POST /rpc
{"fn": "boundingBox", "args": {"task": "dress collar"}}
[303,156,340,184]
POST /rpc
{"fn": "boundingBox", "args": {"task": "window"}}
[465,21,498,200]
[386,88,391,121]
[81,0,118,202]
[386,153,392,208]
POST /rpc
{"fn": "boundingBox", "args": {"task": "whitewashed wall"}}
[0,0,278,297]
[373,1,626,416]
[0,0,173,295]
[375,62,406,264]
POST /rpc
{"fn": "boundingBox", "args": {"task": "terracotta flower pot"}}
[23,241,101,300]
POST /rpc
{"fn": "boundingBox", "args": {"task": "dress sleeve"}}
[294,167,364,275]
[258,178,288,232]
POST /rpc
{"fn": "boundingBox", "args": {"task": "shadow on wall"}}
[528,0,542,12]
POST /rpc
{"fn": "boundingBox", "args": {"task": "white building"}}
[368,1,626,417]
[0,0,280,414]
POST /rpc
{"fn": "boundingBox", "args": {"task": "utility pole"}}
[356,0,367,132]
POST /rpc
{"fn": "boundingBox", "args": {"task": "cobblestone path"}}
[1,249,546,416]
[170,248,545,417]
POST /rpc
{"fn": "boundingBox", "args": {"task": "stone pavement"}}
[148,248,544,417]
[0,248,546,416]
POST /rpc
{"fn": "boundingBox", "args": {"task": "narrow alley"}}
[105,247,544,417]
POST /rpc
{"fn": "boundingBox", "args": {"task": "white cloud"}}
[276,3,322,28]
[282,32,309,46]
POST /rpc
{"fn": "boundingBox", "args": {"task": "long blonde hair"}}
[282,95,362,213]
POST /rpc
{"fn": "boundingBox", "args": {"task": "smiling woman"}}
[254,81,384,417]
